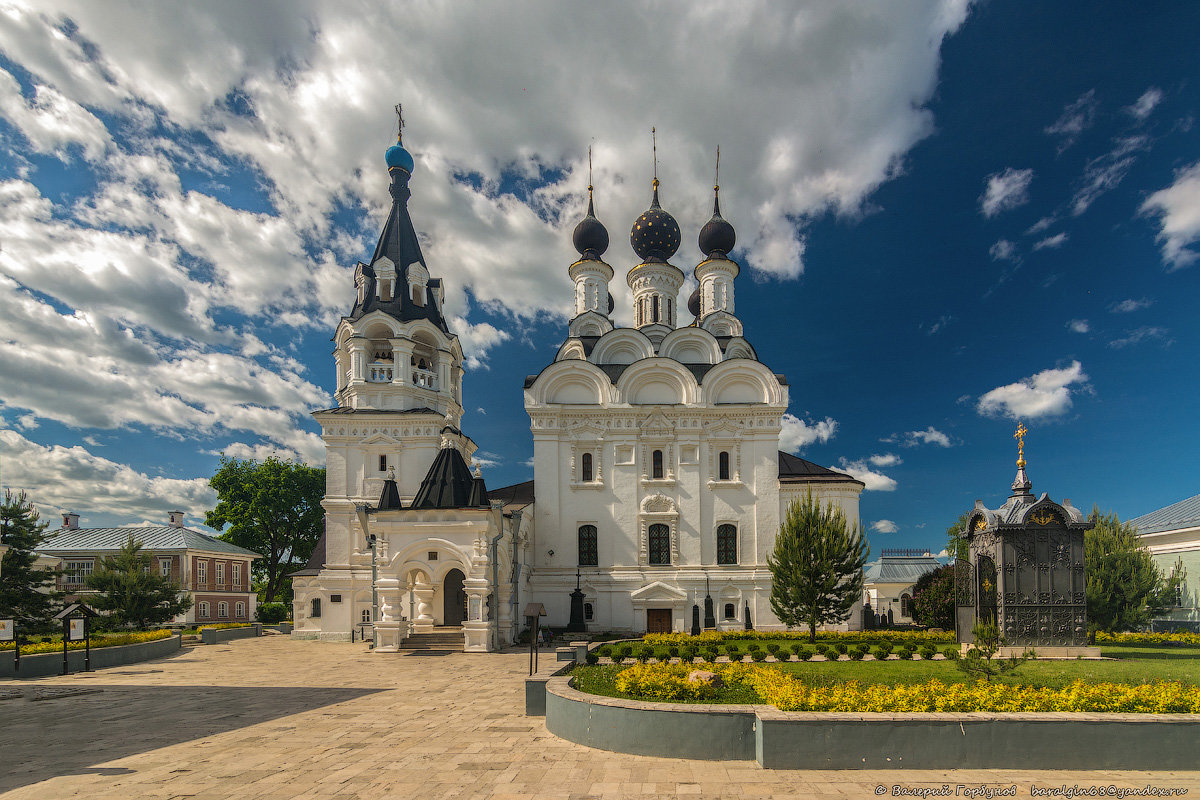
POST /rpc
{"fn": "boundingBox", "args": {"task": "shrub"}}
[855,643,870,655]
[823,646,839,660]
[0,629,173,655]
[596,644,613,658]
[617,644,633,660]
[789,642,804,655]
[798,647,813,661]
[585,652,599,665]
[680,646,696,662]
[668,645,680,657]
[750,649,768,662]
[849,649,864,660]
[919,646,937,660]
[835,642,849,655]
[944,647,961,660]
[877,641,894,655]
[747,642,761,652]
[703,646,719,661]
[256,602,289,624]
[872,647,890,660]
[724,645,741,660]
[655,646,675,662]
[897,647,914,660]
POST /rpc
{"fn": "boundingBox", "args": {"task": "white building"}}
[1131,493,1200,632]
[292,124,863,650]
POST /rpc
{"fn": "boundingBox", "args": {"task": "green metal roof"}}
[39,526,259,557]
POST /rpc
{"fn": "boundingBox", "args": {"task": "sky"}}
[0,1,1197,556]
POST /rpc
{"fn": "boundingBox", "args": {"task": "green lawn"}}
[575,644,1200,704]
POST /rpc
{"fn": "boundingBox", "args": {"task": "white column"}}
[373,576,405,652]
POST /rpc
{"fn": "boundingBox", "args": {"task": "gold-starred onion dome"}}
[630,181,681,262]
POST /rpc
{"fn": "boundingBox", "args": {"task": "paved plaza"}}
[1,637,1198,799]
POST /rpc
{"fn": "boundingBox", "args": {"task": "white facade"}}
[293,133,864,649]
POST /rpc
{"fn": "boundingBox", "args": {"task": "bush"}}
[798,647,813,661]
[0,629,173,655]
[944,647,961,660]
[703,646,719,661]
[724,645,741,660]
[897,647,914,660]
[872,647,890,660]
[668,645,680,657]
[636,646,654,662]
[654,646,673,662]
[855,643,871,655]
[789,643,804,655]
[617,644,634,660]
[835,642,849,655]
[877,641,894,655]
[750,649,768,662]
[766,642,781,655]
[680,646,696,662]
[747,642,761,652]
[596,644,613,658]
[919,646,937,660]
[823,646,839,660]
[585,652,599,665]
[256,602,289,624]
[849,649,864,660]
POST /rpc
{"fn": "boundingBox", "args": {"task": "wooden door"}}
[646,608,672,633]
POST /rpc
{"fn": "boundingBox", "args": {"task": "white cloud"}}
[1026,216,1056,235]
[0,68,111,162]
[837,458,897,492]
[1067,319,1090,334]
[924,315,952,335]
[989,239,1017,261]
[980,167,1033,218]
[904,426,952,448]
[1126,87,1163,121]
[1108,327,1172,349]
[1071,135,1148,216]
[869,453,902,467]
[779,414,838,453]
[0,428,216,526]
[207,442,303,463]
[1141,160,1200,270]
[976,361,1089,420]
[870,519,898,533]
[1046,90,1098,152]
[1033,232,1068,250]
[1109,297,1152,313]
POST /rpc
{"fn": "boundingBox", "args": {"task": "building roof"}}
[487,480,535,513]
[409,446,489,510]
[777,451,863,486]
[864,555,943,585]
[1130,492,1200,535]
[290,530,327,577]
[40,526,259,557]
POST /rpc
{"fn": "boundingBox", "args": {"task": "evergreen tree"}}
[768,490,869,642]
[1086,507,1183,640]
[85,538,192,629]
[0,490,60,631]
[205,456,325,603]
[909,563,956,630]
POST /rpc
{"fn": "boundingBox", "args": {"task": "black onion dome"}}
[698,189,736,256]
[607,292,615,314]
[572,191,609,257]
[687,287,701,318]
[630,180,681,262]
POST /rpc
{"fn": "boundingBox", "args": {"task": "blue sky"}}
[0,2,1197,555]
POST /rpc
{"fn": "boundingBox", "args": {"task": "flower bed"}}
[611,662,1200,713]
[643,630,954,647]
[1096,631,1200,647]
[0,629,173,655]
[197,622,253,632]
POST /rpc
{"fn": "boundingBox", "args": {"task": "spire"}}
[572,145,609,257]
[1010,421,1032,496]
[651,127,660,208]
[699,145,736,257]
[376,466,403,511]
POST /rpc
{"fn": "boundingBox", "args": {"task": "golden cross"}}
[1014,421,1027,468]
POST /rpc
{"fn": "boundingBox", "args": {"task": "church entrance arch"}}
[443,568,467,627]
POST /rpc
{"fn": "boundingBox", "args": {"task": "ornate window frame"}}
[568,433,604,489]
[638,493,679,566]
[716,523,738,565]
[577,523,599,567]
[706,432,743,488]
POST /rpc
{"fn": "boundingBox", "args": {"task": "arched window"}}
[578,525,598,567]
[666,296,672,325]
[900,593,912,618]
[361,608,372,623]
[648,524,670,565]
[310,598,321,618]
[718,451,730,480]
[581,452,593,482]
[652,295,660,323]
[717,524,738,565]
[652,449,664,479]
[724,602,735,619]
[584,602,594,621]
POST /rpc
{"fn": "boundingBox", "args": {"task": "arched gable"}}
[590,328,655,366]
[702,360,784,406]
[658,327,722,365]
[616,359,699,405]
[527,360,612,406]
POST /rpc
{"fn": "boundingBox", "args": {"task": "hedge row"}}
[591,640,956,664]
[0,629,174,655]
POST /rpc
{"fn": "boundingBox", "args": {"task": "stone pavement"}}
[1,637,1197,799]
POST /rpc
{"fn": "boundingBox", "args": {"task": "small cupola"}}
[168,510,185,528]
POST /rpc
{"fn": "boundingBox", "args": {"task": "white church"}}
[290,124,864,651]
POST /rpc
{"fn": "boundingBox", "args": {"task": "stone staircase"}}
[399,626,463,652]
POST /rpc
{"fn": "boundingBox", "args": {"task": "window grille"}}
[311,598,322,618]
[718,451,730,480]
[64,560,93,586]
[717,524,738,565]
[578,525,598,566]
[218,602,228,618]
[198,601,210,619]
[648,524,670,565]
[197,560,207,585]
[724,603,735,619]
[652,449,664,479]
[581,452,593,482]
[236,602,246,618]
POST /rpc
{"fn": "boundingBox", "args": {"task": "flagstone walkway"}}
[1,637,1197,799]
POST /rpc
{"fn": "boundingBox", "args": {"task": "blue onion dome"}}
[630,179,681,262]
[572,188,609,257]
[699,186,736,257]
[385,140,415,173]
[688,287,701,318]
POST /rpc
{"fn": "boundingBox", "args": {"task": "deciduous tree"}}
[768,491,869,642]
[0,490,60,631]
[946,511,971,562]
[909,563,956,630]
[205,456,325,603]
[86,538,192,628]
[1086,508,1183,639]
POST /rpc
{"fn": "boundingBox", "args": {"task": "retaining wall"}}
[546,676,1200,770]
[200,624,262,645]
[0,635,182,680]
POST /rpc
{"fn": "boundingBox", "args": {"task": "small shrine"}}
[955,424,1095,651]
